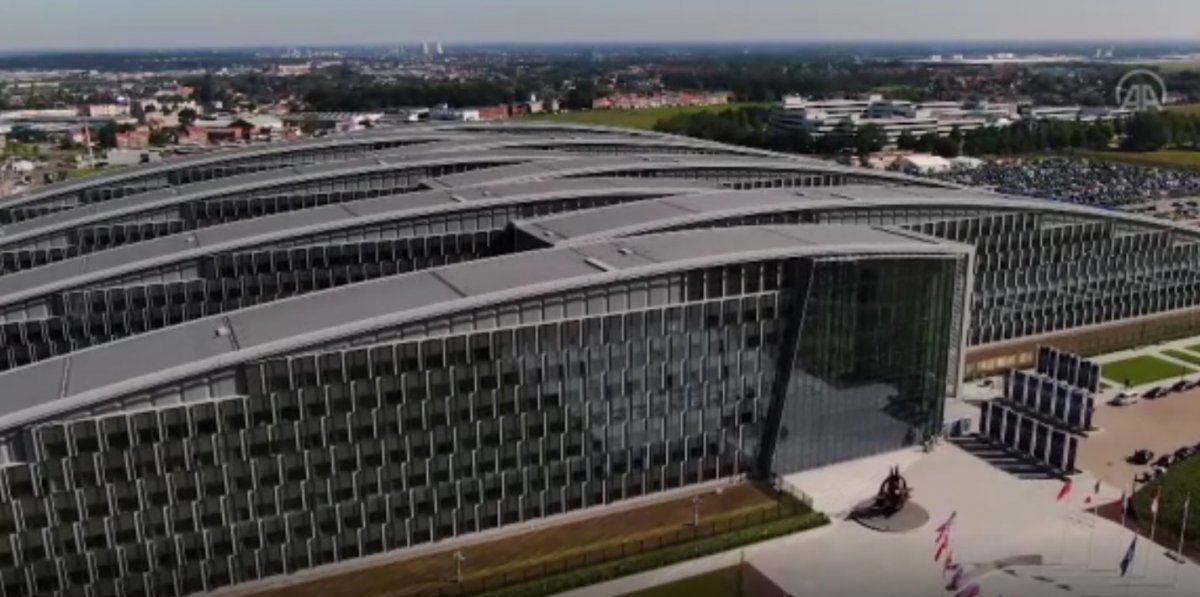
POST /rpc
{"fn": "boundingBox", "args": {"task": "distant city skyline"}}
[1,0,1198,51]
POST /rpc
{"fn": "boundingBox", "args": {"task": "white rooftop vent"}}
[214,325,231,338]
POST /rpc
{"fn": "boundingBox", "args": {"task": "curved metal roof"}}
[513,185,1200,245]
[0,225,965,432]
[0,121,757,215]
[0,149,563,251]
[0,179,715,309]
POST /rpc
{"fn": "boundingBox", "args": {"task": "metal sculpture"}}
[870,466,912,518]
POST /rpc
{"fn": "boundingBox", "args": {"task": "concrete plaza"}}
[557,443,1200,597]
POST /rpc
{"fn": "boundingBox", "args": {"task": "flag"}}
[935,536,950,562]
[1119,536,1137,576]
[945,565,964,591]
[935,510,957,536]
[1057,479,1072,502]
[1084,479,1100,505]
[1151,486,1162,517]
[954,583,981,597]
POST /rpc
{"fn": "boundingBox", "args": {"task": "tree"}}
[896,130,917,151]
[95,121,118,149]
[177,108,198,127]
[931,136,960,158]
[914,132,939,153]
[149,129,175,147]
[854,124,888,159]
[1121,112,1170,152]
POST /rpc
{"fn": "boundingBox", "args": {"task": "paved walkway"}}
[557,445,1200,597]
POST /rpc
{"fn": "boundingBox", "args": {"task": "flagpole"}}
[1059,491,1070,565]
[1086,500,1097,568]
[1175,493,1191,586]
[1145,486,1161,578]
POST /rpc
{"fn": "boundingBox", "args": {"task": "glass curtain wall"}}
[768,256,963,474]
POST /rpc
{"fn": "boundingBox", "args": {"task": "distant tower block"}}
[436,42,445,55]
[422,42,430,56]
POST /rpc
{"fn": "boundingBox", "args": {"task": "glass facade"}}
[768,257,964,474]
[0,253,965,596]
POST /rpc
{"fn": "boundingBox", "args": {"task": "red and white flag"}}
[935,510,957,538]
[1151,486,1163,517]
[1057,479,1073,502]
[935,535,950,562]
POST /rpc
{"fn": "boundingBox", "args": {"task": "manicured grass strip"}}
[527,103,770,131]
[481,512,829,597]
[1101,355,1193,387]
[1185,344,1200,356]
[1163,349,1200,368]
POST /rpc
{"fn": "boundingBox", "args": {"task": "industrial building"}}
[767,95,1129,146]
[0,123,1196,596]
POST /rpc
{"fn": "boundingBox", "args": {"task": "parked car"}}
[1171,379,1190,392]
[1111,390,1142,406]
[1144,386,1166,399]
[1176,447,1196,461]
[1154,454,1174,468]
[1129,449,1155,465]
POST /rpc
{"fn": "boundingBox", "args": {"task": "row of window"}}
[0,458,738,597]
[3,160,518,266]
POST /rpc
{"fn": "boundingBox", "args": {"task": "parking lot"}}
[1077,384,1200,491]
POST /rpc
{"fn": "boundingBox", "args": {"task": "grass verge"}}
[527,103,770,130]
[480,511,829,597]
[1101,355,1193,387]
[1163,349,1200,368]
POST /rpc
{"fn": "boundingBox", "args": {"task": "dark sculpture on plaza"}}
[868,466,912,518]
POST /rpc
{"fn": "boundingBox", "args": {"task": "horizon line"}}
[2,38,1200,54]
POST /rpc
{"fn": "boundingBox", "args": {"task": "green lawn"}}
[1131,456,1200,557]
[1077,149,1200,172]
[1167,103,1200,116]
[528,103,770,131]
[1163,349,1200,367]
[65,165,114,179]
[620,567,742,597]
[1101,355,1193,387]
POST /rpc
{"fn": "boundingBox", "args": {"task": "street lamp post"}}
[692,495,703,527]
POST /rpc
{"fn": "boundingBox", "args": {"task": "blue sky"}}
[1,0,1196,50]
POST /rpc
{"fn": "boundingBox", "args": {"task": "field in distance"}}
[1077,148,1200,172]
[529,103,770,130]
